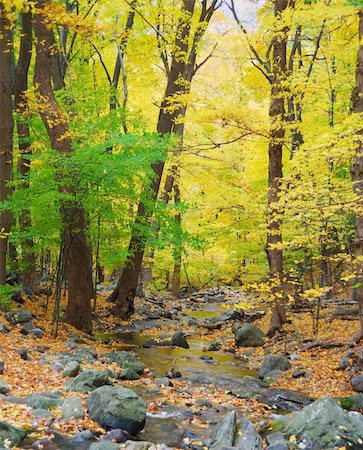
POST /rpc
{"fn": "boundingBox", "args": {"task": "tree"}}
[109,0,219,317]
[34,0,94,333]
[0,2,14,286]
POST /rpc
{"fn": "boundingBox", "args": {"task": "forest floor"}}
[0,286,361,449]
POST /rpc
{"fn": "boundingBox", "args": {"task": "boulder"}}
[259,355,291,379]
[207,410,236,449]
[235,325,265,347]
[0,381,10,395]
[119,368,140,381]
[14,309,32,323]
[278,396,363,449]
[26,392,64,409]
[89,442,120,450]
[0,421,27,447]
[234,417,263,449]
[351,373,363,392]
[29,328,45,338]
[170,331,189,349]
[61,396,85,419]
[124,442,154,450]
[70,430,94,443]
[63,361,80,378]
[87,385,146,434]
[105,429,136,443]
[67,370,113,393]
[31,409,54,419]
[104,351,145,374]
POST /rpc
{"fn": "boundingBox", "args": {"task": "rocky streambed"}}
[1,287,363,449]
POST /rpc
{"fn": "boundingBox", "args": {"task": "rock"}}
[67,370,113,393]
[235,325,265,347]
[266,432,285,445]
[259,355,291,379]
[26,392,64,409]
[61,396,85,419]
[170,330,189,348]
[63,361,80,378]
[0,381,10,395]
[0,324,9,333]
[14,309,32,323]
[292,370,305,379]
[278,396,363,449]
[339,356,349,370]
[339,393,363,411]
[234,417,263,450]
[351,373,363,392]
[104,351,145,374]
[267,444,289,450]
[29,328,45,338]
[119,369,140,381]
[31,409,54,419]
[195,398,212,407]
[208,410,236,449]
[50,362,64,372]
[16,348,30,360]
[87,385,146,434]
[0,361,4,375]
[208,341,222,351]
[209,310,243,323]
[0,421,27,447]
[70,430,94,443]
[105,429,136,443]
[124,442,153,450]
[157,377,173,387]
[89,442,120,450]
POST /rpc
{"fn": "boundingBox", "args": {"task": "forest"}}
[2,0,363,449]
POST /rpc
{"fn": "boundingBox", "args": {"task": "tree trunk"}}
[172,168,182,298]
[15,11,37,288]
[34,0,94,333]
[351,10,363,337]
[110,0,197,318]
[0,3,14,286]
[267,0,289,335]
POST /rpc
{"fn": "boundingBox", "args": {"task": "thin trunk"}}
[267,0,289,335]
[351,10,363,337]
[172,167,181,298]
[34,0,94,333]
[0,3,14,285]
[15,11,37,288]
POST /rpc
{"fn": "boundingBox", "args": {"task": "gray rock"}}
[26,392,64,409]
[87,385,146,434]
[0,362,3,375]
[16,348,30,360]
[14,309,32,323]
[67,370,113,393]
[0,421,27,447]
[63,361,80,378]
[50,362,64,372]
[61,396,85,419]
[267,444,289,450]
[0,325,9,334]
[105,429,136,443]
[170,330,189,349]
[124,442,153,450]
[278,396,363,449]
[208,341,222,351]
[266,432,285,445]
[70,430,94,443]
[351,373,363,392]
[234,417,263,449]
[208,410,236,449]
[20,320,34,333]
[339,356,349,370]
[31,409,54,419]
[235,325,265,347]
[0,381,10,395]
[29,328,45,338]
[120,368,140,381]
[157,377,173,387]
[259,355,291,379]
[89,442,120,450]
[292,370,305,379]
[104,351,145,374]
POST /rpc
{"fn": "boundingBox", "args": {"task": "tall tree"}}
[15,11,36,289]
[351,9,363,338]
[34,0,94,333]
[0,2,14,286]
[109,0,219,317]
